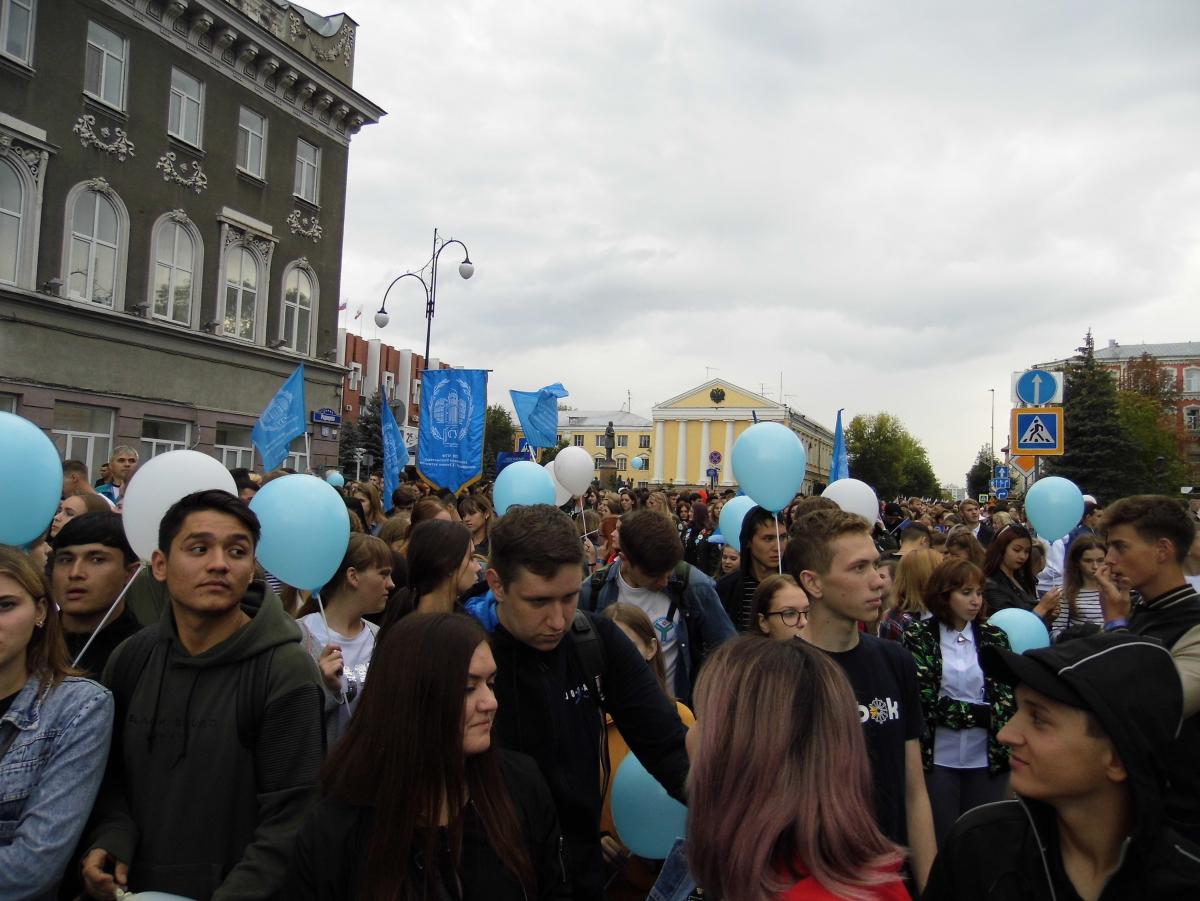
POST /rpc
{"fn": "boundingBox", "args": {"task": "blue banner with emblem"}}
[251,364,307,472]
[417,369,487,492]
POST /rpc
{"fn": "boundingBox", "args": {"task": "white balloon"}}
[553,445,594,496]
[821,478,880,525]
[122,451,238,561]
[544,460,572,506]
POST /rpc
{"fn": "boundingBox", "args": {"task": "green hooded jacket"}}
[87,584,325,900]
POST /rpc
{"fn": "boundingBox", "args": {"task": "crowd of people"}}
[5,442,1200,900]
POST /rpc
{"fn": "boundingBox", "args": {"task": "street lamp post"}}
[374,228,474,365]
[989,388,996,497]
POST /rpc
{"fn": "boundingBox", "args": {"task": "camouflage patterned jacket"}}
[901,619,1016,774]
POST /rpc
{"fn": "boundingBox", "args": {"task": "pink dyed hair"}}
[687,636,904,901]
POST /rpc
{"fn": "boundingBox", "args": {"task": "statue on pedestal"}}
[603,421,616,462]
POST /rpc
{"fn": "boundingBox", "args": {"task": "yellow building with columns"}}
[650,379,834,492]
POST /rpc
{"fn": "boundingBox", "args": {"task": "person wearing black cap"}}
[924,632,1200,900]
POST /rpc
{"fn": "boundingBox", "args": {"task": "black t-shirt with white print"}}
[825,633,924,846]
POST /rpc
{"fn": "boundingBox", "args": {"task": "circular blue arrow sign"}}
[1016,369,1057,406]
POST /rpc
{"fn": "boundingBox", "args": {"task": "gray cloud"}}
[339,0,1200,486]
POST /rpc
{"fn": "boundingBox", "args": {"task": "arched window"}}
[0,158,20,286]
[280,261,317,355]
[223,244,260,341]
[67,185,122,306]
[150,215,201,326]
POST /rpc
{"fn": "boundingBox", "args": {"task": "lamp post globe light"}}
[374,229,473,365]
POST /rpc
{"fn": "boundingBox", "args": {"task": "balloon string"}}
[72,563,145,669]
[315,591,348,707]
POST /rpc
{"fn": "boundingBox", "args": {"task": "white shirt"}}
[615,564,679,688]
[298,613,378,729]
[1037,537,1067,596]
[933,622,988,769]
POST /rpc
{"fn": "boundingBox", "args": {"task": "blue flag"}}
[252,364,307,472]
[381,399,408,512]
[509,383,568,450]
[830,408,849,483]
[418,369,488,492]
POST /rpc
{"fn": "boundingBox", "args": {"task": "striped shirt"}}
[1051,587,1104,638]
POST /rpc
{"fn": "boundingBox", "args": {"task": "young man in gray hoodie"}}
[81,490,324,900]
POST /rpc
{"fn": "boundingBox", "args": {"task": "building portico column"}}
[675,419,688,485]
[721,419,736,485]
[699,419,711,485]
[653,419,665,482]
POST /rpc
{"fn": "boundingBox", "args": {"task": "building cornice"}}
[97,0,385,147]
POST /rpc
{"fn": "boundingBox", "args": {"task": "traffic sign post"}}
[1011,406,1064,456]
[996,489,1009,500]
[709,451,723,466]
[1012,369,1064,406]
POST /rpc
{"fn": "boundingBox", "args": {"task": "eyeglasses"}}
[765,607,809,627]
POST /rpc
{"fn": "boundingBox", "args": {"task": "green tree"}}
[845,412,941,498]
[966,445,999,499]
[483,405,516,481]
[337,417,362,474]
[538,438,569,464]
[1116,390,1188,494]
[354,391,385,475]
[1043,331,1142,501]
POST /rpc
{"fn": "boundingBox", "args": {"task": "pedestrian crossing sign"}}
[1011,406,1064,456]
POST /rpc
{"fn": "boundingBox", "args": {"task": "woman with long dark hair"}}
[900,559,1016,846]
[380,520,479,630]
[287,613,569,900]
[982,524,1060,621]
[683,501,720,575]
[0,547,114,899]
[687,636,907,901]
[458,494,494,561]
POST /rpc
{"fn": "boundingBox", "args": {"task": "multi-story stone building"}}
[0,0,383,476]
[337,328,459,450]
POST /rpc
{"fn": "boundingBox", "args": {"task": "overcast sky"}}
[336,0,1200,486]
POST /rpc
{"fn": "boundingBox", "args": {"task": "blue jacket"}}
[577,561,735,706]
[0,674,114,901]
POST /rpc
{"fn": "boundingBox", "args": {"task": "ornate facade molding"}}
[72,115,136,161]
[286,210,323,242]
[166,208,192,223]
[0,134,44,181]
[83,176,114,194]
[313,22,355,67]
[155,151,209,193]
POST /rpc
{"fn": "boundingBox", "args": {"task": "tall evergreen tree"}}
[351,391,386,478]
[483,405,516,481]
[337,417,362,474]
[966,445,998,500]
[1043,331,1142,501]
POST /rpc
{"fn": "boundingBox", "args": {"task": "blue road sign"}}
[992,478,1011,490]
[1016,369,1058,406]
[995,465,1009,479]
[706,467,719,478]
[1012,406,1064,455]
[996,489,1009,500]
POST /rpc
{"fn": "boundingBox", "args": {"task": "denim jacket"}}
[0,673,114,901]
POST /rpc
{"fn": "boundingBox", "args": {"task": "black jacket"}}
[715,570,756,632]
[285,751,571,901]
[984,574,1036,614]
[490,614,689,901]
[923,797,1200,901]
[1127,585,1200,842]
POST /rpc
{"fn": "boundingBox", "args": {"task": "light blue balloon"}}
[611,753,687,860]
[731,422,807,513]
[494,460,556,515]
[988,608,1050,654]
[0,412,63,546]
[250,474,350,590]
[324,470,345,488]
[631,457,644,470]
[718,495,756,552]
[1025,476,1084,542]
